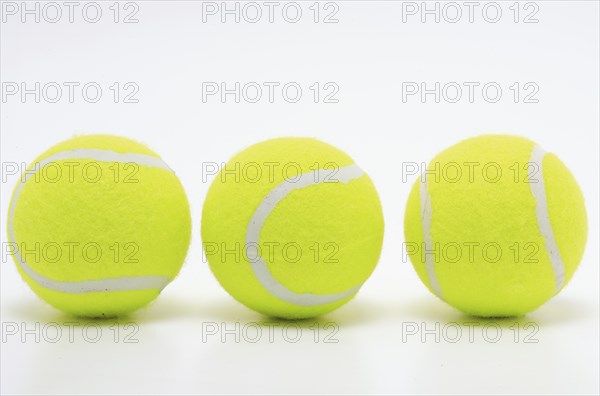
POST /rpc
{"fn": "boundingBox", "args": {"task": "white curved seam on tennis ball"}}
[420,175,444,300]
[8,148,174,294]
[529,145,566,294]
[246,165,365,306]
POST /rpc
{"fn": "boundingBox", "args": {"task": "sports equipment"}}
[404,135,587,317]
[202,138,384,319]
[8,135,191,317]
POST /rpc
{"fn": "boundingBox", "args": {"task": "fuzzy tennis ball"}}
[202,138,384,319]
[7,135,191,317]
[405,135,587,317]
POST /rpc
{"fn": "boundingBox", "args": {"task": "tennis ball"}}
[202,138,384,319]
[7,135,191,318]
[404,135,587,317]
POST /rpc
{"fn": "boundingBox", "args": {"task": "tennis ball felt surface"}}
[8,135,191,317]
[404,135,587,317]
[202,138,384,319]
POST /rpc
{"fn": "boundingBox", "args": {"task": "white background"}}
[1,1,598,395]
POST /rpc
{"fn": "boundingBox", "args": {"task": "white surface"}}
[1,1,598,395]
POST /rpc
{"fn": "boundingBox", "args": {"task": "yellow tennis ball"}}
[404,135,588,317]
[7,135,191,318]
[202,138,384,319]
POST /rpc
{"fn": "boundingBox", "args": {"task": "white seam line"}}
[529,145,566,294]
[420,175,444,300]
[8,148,175,294]
[246,165,365,307]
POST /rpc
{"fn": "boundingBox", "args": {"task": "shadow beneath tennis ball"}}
[187,297,269,323]
[455,298,595,328]
[3,298,141,327]
[397,294,594,328]
[126,295,211,324]
[395,295,535,328]
[4,292,212,326]
[526,297,595,326]
[3,298,69,323]
[193,297,383,328]
[455,314,538,329]
[317,299,387,327]
[395,294,465,322]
